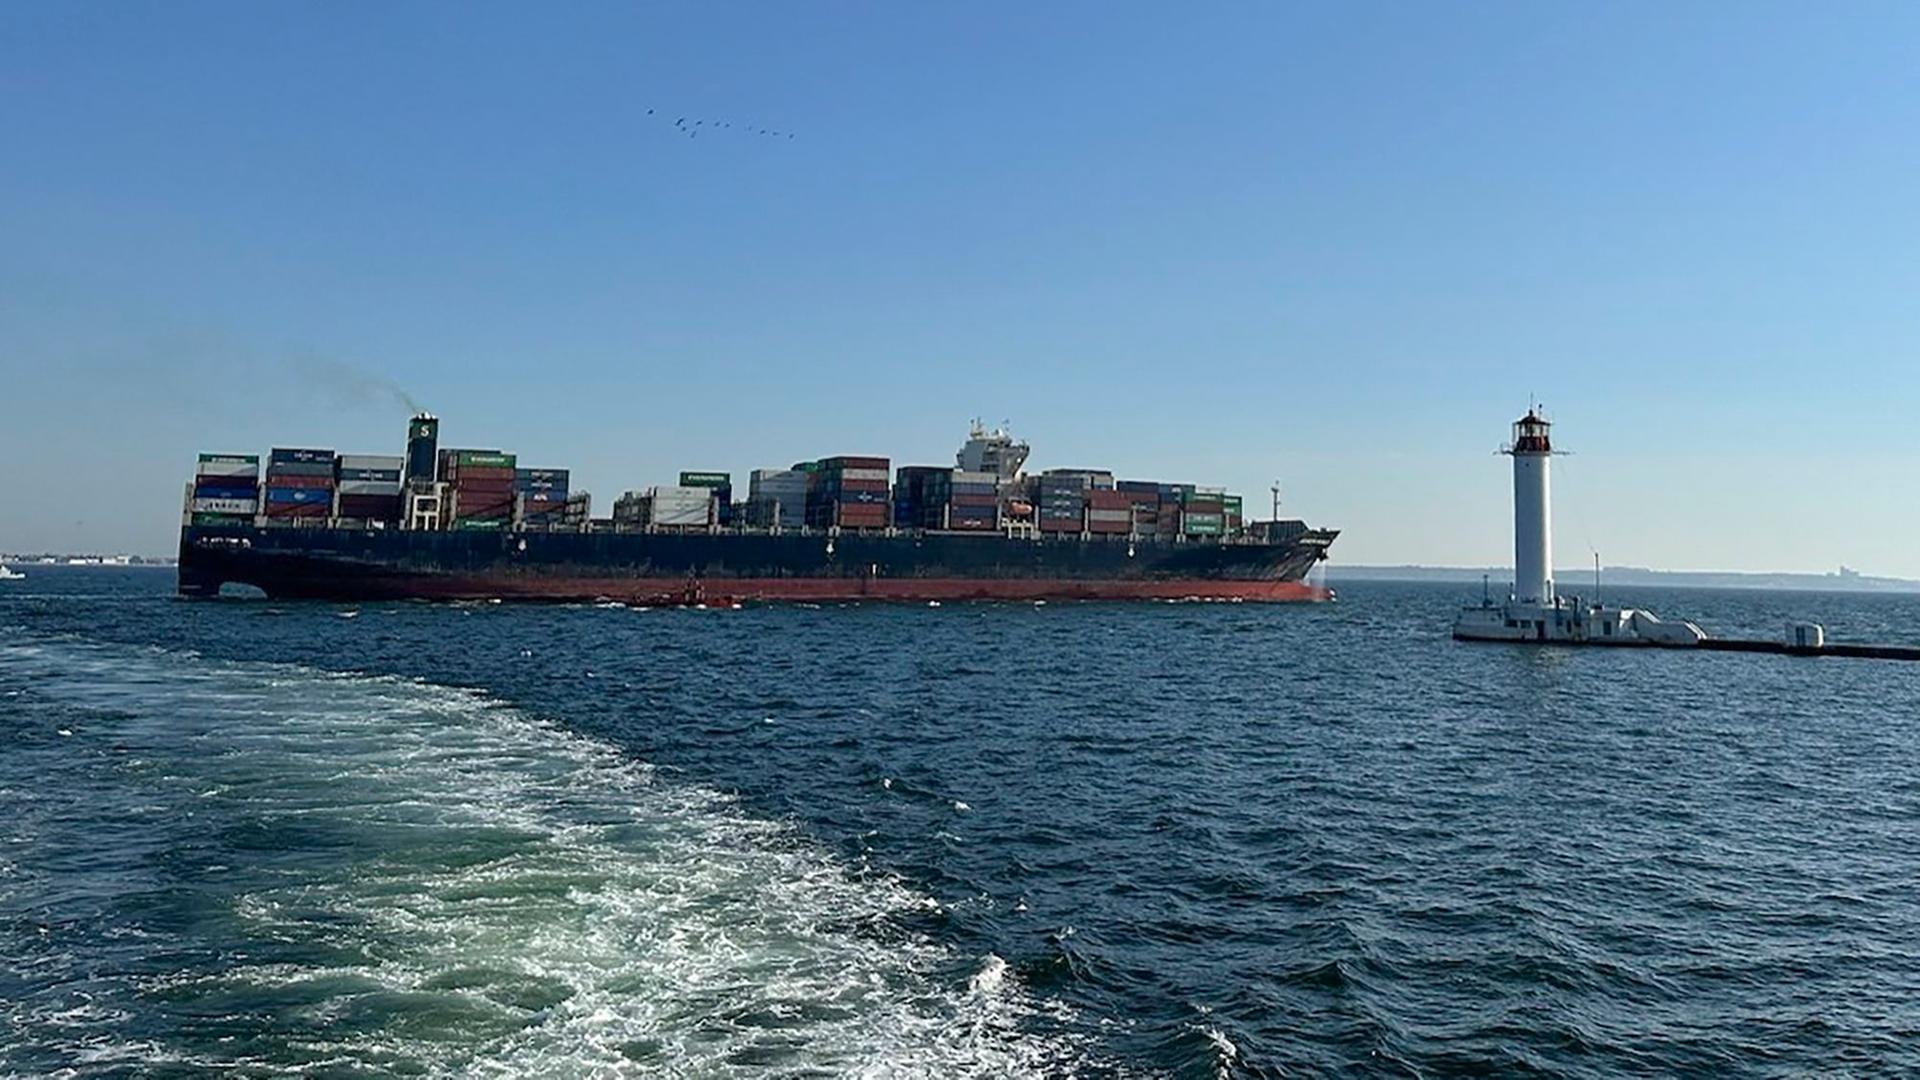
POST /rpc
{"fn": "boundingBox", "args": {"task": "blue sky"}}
[3,3,1917,573]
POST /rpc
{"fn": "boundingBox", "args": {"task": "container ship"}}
[177,416,1337,604]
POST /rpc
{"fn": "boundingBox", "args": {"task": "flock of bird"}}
[647,108,795,141]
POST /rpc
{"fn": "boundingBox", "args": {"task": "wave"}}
[0,637,1091,1077]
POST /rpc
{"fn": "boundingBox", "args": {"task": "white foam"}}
[0,638,1094,1077]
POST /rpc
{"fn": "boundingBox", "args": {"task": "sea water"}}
[4,568,1918,1076]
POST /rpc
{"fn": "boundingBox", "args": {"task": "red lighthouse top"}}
[1509,409,1552,454]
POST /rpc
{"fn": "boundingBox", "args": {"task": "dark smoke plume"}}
[297,354,426,414]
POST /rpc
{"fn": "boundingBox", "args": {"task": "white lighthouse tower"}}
[1453,408,1703,646]
[1508,410,1554,605]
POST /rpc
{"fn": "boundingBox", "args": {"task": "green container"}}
[1183,512,1225,525]
[1184,521,1224,535]
[198,453,259,465]
[679,471,732,488]
[452,517,507,530]
[1222,495,1243,511]
[454,451,516,468]
[190,512,253,526]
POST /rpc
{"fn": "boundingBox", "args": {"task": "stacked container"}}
[1224,494,1244,535]
[336,454,404,525]
[893,466,952,529]
[1116,481,1163,537]
[442,449,517,530]
[948,470,999,531]
[264,448,336,525]
[1036,473,1087,534]
[1182,486,1227,537]
[1086,490,1133,535]
[191,454,261,526]
[516,468,571,529]
[747,468,810,528]
[805,456,890,530]
[678,471,732,526]
[1041,468,1115,490]
[649,485,714,528]
[612,491,648,527]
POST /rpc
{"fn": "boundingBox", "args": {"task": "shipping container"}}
[338,454,404,470]
[819,455,889,470]
[338,480,403,497]
[192,479,259,498]
[265,461,335,478]
[338,495,401,515]
[196,454,260,479]
[267,473,335,490]
[190,512,254,527]
[265,488,331,505]
[678,471,731,488]
[449,450,515,469]
[835,503,888,528]
[446,465,516,482]
[270,448,334,465]
[190,498,259,514]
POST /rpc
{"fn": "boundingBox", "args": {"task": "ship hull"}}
[178,526,1336,604]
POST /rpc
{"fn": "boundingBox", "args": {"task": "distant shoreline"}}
[1333,565,1920,594]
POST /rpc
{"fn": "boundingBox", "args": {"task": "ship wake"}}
[0,637,1090,1077]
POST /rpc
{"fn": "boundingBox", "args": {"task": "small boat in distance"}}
[0,564,25,581]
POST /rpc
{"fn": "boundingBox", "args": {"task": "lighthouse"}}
[1507,410,1554,604]
[1454,408,1705,646]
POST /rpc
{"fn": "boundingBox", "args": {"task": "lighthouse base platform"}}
[1452,598,1705,646]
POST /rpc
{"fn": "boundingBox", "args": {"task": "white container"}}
[835,468,890,483]
[196,460,260,478]
[650,486,712,526]
[191,498,260,514]
[952,470,999,486]
[338,480,403,496]
[338,454,404,470]
[651,503,710,526]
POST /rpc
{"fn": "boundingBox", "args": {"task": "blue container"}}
[266,488,331,505]
[193,485,259,501]
[270,448,334,465]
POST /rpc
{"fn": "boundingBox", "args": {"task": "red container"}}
[338,495,401,518]
[822,455,889,470]
[1088,518,1130,534]
[948,493,998,508]
[454,480,516,495]
[835,503,888,527]
[1038,517,1081,533]
[447,465,516,483]
[1087,490,1132,511]
[265,473,335,490]
[948,517,996,531]
[827,478,889,494]
[263,503,325,519]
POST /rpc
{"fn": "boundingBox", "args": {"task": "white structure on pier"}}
[1453,409,1703,647]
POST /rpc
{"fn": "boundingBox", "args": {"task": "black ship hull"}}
[178,526,1337,604]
